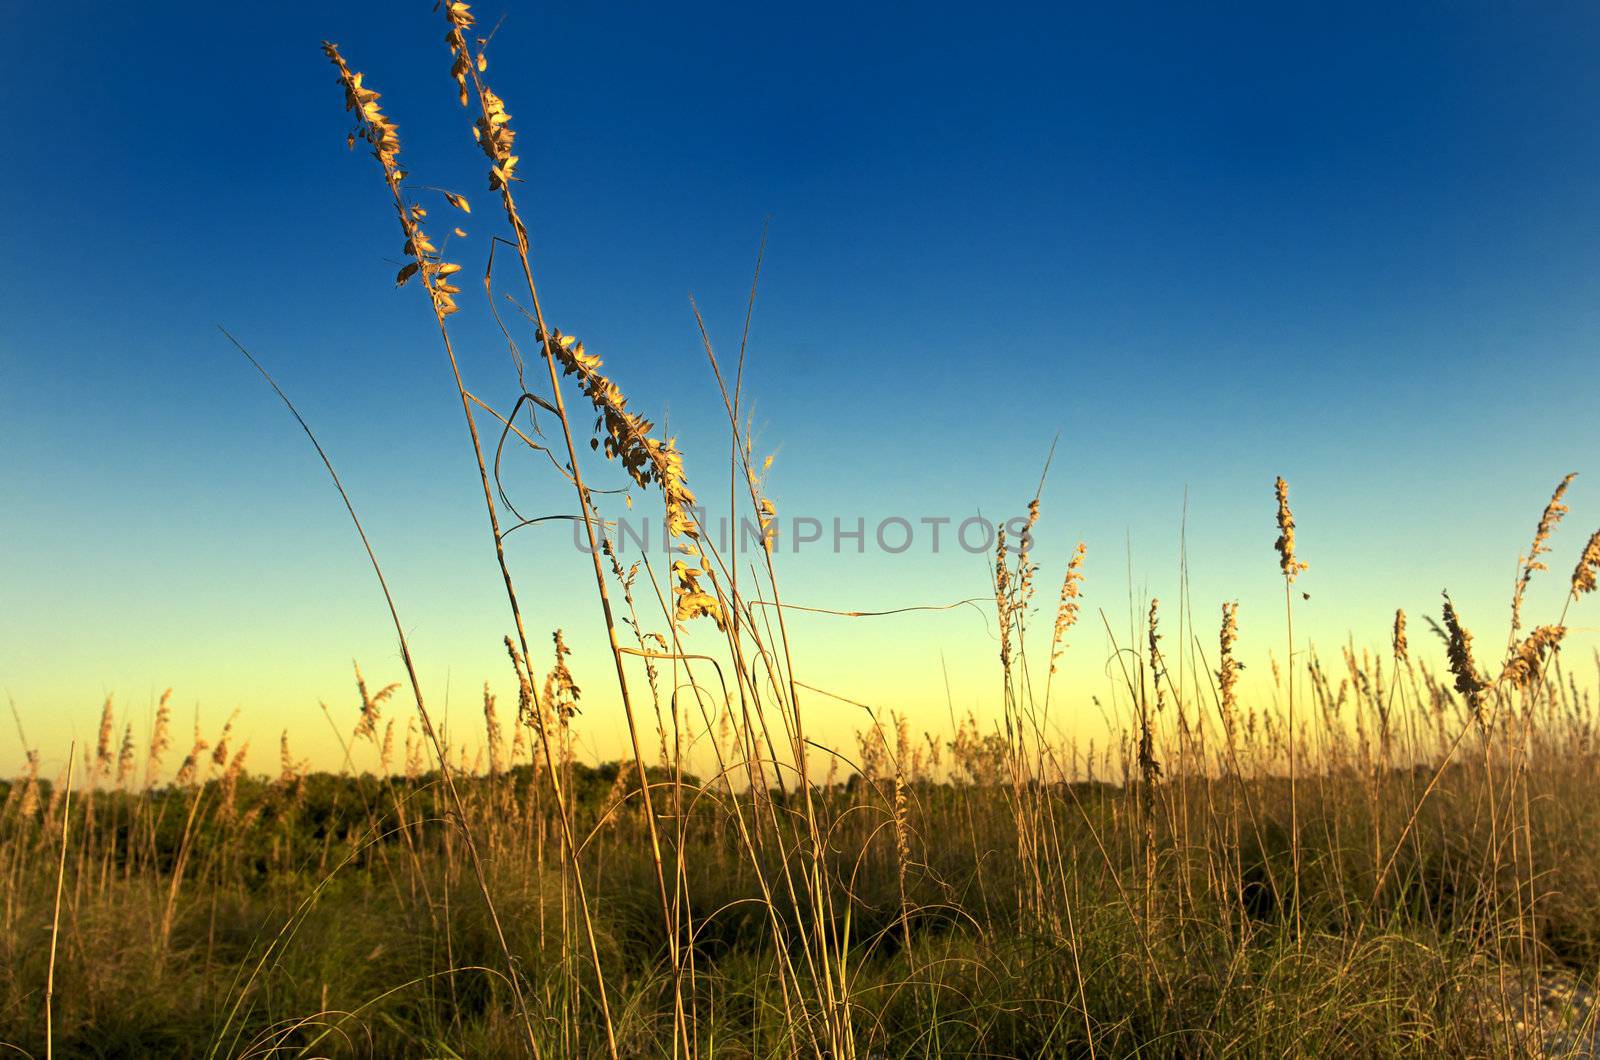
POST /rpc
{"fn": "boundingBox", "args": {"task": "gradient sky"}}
[4,2,1599,776]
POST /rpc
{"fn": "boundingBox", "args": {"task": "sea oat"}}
[16,750,39,819]
[1218,602,1242,737]
[1512,473,1576,630]
[544,630,581,728]
[404,718,422,781]
[212,712,238,768]
[509,716,526,765]
[1502,625,1566,690]
[544,327,724,627]
[146,688,172,788]
[1148,598,1166,714]
[278,730,296,782]
[1572,529,1600,598]
[483,683,503,776]
[747,451,779,554]
[995,529,1012,671]
[322,42,465,320]
[380,719,396,775]
[353,663,397,742]
[1442,593,1490,709]
[436,1,722,631]
[1049,542,1087,673]
[1016,498,1042,609]
[892,770,911,867]
[94,696,115,779]
[1274,477,1309,583]
[115,724,135,789]
[505,636,536,730]
[175,722,208,787]
[218,742,250,822]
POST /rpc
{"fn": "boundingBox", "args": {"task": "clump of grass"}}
[6,9,1600,1060]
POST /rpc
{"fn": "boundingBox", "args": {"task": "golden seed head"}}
[17,754,39,818]
[1217,601,1242,718]
[404,719,423,781]
[505,636,537,731]
[379,719,395,774]
[1273,477,1309,584]
[353,663,397,742]
[324,42,465,319]
[175,732,206,787]
[211,716,232,768]
[482,683,503,775]
[95,695,116,775]
[994,530,1013,670]
[1511,473,1577,630]
[115,724,135,787]
[545,328,724,629]
[1016,499,1042,605]
[1502,625,1566,690]
[146,688,172,787]
[1572,529,1600,598]
[892,769,911,864]
[542,629,582,729]
[278,730,306,786]
[1441,593,1488,703]
[1049,541,1086,673]
[1147,598,1166,713]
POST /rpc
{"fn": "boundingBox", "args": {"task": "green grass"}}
[6,730,1600,1056]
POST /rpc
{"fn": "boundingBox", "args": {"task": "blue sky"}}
[3,2,1598,771]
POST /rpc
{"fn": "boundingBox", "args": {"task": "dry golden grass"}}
[6,7,1600,1059]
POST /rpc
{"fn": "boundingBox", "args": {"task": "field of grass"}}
[7,620,1600,1058]
[7,5,1600,1058]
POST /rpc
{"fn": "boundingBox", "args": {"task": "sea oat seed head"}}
[1572,529,1600,598]
[1274,477,1309,584]
[1502,625,1566,689]
[1512,473,1577,630]
[1441,593,1489,705]
[1049,542,1087,673]
[1218,601,1242,724]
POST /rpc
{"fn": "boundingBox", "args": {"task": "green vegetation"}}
[7,638,1600,1057]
